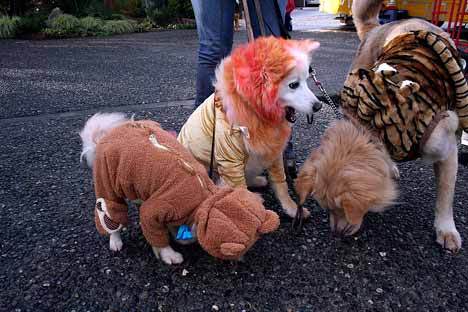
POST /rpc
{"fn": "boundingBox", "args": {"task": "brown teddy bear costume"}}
[87,118,280,260]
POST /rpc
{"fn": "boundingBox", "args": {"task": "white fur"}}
[95,198,123,234]
[278,49,321,114]
[421,111,462,252]
[400,80,416,88]
[109,232,123,251]
[422,111,459,163]
[461,131,468,146]
[152,246,184,265]
[80,112,128,167]
[376,63,397,73]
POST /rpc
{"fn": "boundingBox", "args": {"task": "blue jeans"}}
[191,0,287,106]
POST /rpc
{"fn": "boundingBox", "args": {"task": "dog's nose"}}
[312,101,322,113]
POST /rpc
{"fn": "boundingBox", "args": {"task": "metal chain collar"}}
[309,67,342,119]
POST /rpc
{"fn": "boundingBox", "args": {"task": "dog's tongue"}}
[285,107,296,123]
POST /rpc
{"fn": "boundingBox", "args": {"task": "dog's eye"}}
[289,81,300,89]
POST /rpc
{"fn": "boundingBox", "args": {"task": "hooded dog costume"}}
[81,115,279,260]
[341,30,468,161]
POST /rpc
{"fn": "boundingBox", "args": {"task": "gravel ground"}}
[1,29,468,312]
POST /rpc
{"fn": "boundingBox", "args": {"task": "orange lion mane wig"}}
[214,36,318,161]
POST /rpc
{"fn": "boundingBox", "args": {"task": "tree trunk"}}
[104,0,114,10]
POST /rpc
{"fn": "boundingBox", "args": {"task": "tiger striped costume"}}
[341,30,468,161]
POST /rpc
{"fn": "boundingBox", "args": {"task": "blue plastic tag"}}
[176,224,193,240]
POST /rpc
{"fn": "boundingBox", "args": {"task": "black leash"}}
[208,98,216,179]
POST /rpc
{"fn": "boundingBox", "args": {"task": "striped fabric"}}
[103,214,120,231]
[341,31,468,161]
[96,200,121,232]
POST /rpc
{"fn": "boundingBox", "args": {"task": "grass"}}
[0,15,20,39]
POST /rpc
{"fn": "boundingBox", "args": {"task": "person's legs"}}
[192,0,235,106]
[247,0,287,37]
[285,12,292,31]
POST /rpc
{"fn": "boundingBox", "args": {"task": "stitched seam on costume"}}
[149,133,206,189]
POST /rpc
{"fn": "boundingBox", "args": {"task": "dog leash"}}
[291,69,342,233]
[309,68,342,120]
[208,94,218,180]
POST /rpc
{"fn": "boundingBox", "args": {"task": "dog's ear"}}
[258,210,280,234]
[296,39,320,56]
[230,37,294,123]
[220,242,246,257]
[338,192,370,225]
[398,80,420,98]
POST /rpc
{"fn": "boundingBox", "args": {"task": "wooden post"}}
[104,0,115,10]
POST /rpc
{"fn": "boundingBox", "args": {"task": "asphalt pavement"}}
[1,26,468,312]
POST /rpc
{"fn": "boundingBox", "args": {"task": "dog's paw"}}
[109,232,123,251]
[435,224,462,252]
[152,246,184,265]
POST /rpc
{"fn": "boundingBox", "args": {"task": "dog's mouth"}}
[285,106,314,124]
[285,106,297,123]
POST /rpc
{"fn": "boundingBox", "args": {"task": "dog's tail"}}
[80,112,128,167]
[352,0,383,41]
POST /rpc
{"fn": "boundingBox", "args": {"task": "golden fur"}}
[295,120,397,228]
[296,0,463,251]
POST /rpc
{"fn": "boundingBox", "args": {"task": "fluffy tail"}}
[352,0,383,41]
[80,112,128,167]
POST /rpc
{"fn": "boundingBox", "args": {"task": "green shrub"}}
[166,23,195,30]
[146,7,171,26]
[102,19,136,35]
[17,14,47,34]
[0,15,20,39]
[146,0,193,26]
[166,0,194,19]
[47,14,80,35]
[79,16,103,35]
[136,18,153,32]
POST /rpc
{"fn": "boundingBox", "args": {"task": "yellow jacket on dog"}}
[178,93,286,187]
